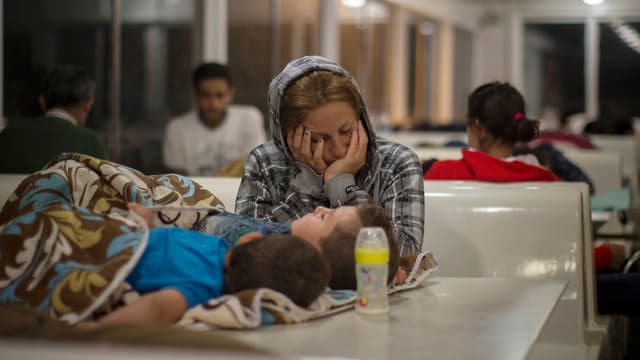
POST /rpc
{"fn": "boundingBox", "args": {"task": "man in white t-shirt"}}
[163,63,266,176]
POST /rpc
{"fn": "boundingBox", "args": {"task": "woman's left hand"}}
[323,122,368,182]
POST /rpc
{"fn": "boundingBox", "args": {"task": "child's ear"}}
[237,231,263,246]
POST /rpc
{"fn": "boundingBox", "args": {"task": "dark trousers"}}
[597,272,640,315]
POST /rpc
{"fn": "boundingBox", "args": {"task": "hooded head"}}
[267,56,379,182]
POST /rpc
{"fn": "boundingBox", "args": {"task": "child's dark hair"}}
[467,82,539,144]
[319,203,399,290]
[192,62,233,89]
[225,234,330,307]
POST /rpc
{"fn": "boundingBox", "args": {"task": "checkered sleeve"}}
[235,146,320,223]
[378,143,425,256]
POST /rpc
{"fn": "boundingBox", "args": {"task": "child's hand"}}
[127,203,154,228]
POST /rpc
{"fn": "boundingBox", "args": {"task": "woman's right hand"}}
[287,125,328,175]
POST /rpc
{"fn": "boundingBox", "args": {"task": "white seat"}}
[423,181,607,360]
[0,174,28,206]
[382,130,467,148]
[412,147,623,197]
[562,151,623,195]
[590,135,639,204]
[190,177,241,211]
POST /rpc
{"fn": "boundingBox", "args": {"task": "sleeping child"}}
[80,229,330,328]
[129,201,404,291]
[83,201,402,328]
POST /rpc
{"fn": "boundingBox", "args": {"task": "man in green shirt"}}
[0,65,107,173]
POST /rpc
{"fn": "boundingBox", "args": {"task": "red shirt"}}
[424,149,559,182]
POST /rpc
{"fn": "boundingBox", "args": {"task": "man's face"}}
[291,206,362,251]
[194,78,234,128]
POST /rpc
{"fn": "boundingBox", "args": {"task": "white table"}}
[217,277,567,360]
[0,277,566,360]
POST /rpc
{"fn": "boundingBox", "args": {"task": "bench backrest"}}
[0,174,27,207]
[414,148,622,196]
[423,180,599,343]
[191,176,241,210]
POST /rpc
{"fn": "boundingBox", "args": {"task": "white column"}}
[387,6,409,127]
[202,0,228,63]
[434,21,454,125]
[318,0,339,61]
[109,0,122,160]
[509,12,524,92]
[0,0,3,120]
[585,17,599,119]
[290,19,306,60]
[144,25,167,123]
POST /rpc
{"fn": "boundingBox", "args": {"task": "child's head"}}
[466,82,539,150]
[290,205,363,251]
[319,203,399,290]
[224,234,331,307]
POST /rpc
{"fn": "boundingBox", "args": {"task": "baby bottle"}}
[355,227,390,314]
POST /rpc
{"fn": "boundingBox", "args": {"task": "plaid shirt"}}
[235,56,424,255]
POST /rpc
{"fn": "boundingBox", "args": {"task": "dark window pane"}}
[599,22,640,123]
[524,24,585,126]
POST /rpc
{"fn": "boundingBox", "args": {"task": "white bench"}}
[191,176,241,211]
[382,130,467,148]
[0,174,27,206]
[423,181,608,360]
[414,148,623,196]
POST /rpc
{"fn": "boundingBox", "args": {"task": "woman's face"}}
[301,102,359,165]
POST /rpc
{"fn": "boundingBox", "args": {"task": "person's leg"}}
[597,273,640,315]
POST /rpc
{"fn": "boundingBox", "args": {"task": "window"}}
[4,0,199,173]
[524,24,585,125]
[598,21,640,123]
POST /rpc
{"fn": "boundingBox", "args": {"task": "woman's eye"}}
[321,214,325,220]
[340,129,352,135]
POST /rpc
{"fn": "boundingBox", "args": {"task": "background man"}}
[163,62,266,176]
[0,65,107,173]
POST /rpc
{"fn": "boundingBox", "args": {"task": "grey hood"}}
[267,55,380,191]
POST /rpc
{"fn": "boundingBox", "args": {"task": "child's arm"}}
[94,288,187,327]
[128,202,155,228]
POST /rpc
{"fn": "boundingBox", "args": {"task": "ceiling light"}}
[582,0,604,5]
[342,0,367,9]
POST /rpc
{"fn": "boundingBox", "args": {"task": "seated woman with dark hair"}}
[424,82,558,182]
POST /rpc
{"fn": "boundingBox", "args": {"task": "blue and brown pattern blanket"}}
[0,153,221,324]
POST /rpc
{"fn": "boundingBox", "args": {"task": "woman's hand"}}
[323,122,368,182]
[287,125,328,175]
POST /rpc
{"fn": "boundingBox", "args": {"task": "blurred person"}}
[0,65,107,173]
[163,62,266,176]
[424,82,558,182]
[532,110,596,150]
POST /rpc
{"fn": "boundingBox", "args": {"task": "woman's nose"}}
[325,139,348,161]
